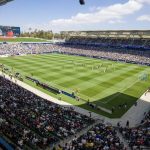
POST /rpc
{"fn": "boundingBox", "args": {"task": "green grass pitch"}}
[0,53,150,118]
[0,37,50,42]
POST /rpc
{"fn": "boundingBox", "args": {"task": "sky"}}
[0,0,150,32]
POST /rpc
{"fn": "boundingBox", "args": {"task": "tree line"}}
[20,29,65,40]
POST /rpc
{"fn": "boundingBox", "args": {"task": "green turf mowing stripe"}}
[1,53,150,118]
[91,68,150,106]
[73,65,139,95]
[55,61,128,86]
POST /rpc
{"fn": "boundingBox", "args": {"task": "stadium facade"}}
[0,25,20,37]
[61,30,150,51]
[61,30,150,39]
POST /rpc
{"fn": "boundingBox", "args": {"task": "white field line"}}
[102,69,150,104]
[101,78,139,104]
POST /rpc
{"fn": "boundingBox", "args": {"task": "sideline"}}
[0,71,103,120]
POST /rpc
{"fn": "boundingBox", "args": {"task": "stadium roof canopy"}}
[61,30,150,39]
[0,0,13,6]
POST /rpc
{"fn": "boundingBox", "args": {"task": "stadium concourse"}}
[0,32,150,149]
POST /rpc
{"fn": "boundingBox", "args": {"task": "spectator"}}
[119,111,150,149]
[0,76,94,149]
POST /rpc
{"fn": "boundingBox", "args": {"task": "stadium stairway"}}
[116,130,131,150]
[51,119,102,150]
[52,120,131,150]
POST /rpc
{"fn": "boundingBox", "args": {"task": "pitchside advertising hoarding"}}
[0,26,20,37]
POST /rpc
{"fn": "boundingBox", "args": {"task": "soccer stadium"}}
[0,0,150,150]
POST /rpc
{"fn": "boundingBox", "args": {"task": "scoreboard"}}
[0,25,20,36]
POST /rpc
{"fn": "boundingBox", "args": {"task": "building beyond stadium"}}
[0,25,20,37]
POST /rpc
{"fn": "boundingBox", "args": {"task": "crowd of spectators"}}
[65,37,150,50]
[0,41,150,149]
[119,111,150,150]
[1,73,149,149]
[0,39,150,65]
[57,37,150,65]
[55,44,150,66]
[53,110,150,150]
[0,43,54,55]
[0,76,94,149]
[54,123,125,150]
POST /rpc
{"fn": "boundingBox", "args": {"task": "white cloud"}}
[23,0,150,32]
[135,0,150,4]
[137,15,150,21]
[49,0,149,27]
